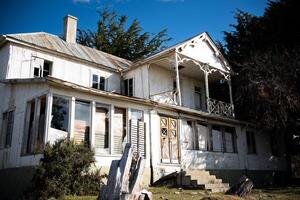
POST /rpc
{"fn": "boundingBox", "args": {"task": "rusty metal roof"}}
[4,32,132,70]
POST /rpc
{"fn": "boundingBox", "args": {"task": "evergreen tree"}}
[77,9,171,61]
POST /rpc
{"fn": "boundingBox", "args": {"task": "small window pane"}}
[128,79,133,96]
[131,109,143,121]
[92,74,99,89]
[51,96,69,132]
[212,126,222,152]
[34,67,40,77]
[95,104,109,153]
[74,101,91,144]
[99,77,105,90]
[42,61,52,77]
[197,123,207,151]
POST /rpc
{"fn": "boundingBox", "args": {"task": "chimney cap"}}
[64,14,78,20]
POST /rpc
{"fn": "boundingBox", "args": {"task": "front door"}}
[160,116,179,163]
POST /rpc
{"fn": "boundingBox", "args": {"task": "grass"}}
[63,186,300,200]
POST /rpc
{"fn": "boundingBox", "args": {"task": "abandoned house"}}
[0,15,287,195]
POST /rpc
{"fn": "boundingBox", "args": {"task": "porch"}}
[149,52,234,118]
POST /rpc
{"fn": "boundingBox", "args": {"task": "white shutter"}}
[130,119,138,155]
[130,119,146,158]
[138,121,145,158]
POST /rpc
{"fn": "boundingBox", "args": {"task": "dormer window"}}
[33,57,52,78]
[92,74,105,91]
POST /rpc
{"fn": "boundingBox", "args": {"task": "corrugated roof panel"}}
[6,32,131,70]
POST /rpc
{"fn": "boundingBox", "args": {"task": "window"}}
[124,78,133,96]
[92,74,105,91]
[131,109,143,121]
[130,109,145,157]
[207,125,237,153]
[246,131,256,154]
[183,121,194,150]
[74,100,91,145]
[195,87,202,110]
[196,123,208,151]
[51,96,70,132]
[224,127,237,153]
[270,135,279,156]
[113,107,127,154]
[211,126,223,152]
[1,110,14,148]
[94,104,110,154]
[22,95,47,154]
[32,57,52,78]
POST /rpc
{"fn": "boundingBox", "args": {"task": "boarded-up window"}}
[74,101,91,145]
[197,123,208,151]
[94,104,109,154]
[246,131,256,154]
[1,110,14,148]
[130,119,146,157]
[113,107,127,154]
[51,96,69,132]
[212,126,222,152]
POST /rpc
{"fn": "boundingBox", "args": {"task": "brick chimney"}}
[63,15,77,43]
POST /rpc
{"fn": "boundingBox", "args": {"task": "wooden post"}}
[228,79,233,105]
[204,71,210,111]
[44,92,53,144]
[174,52,182,106]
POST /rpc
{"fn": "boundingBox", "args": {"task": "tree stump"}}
[226,175,254,197]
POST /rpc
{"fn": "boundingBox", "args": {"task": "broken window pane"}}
[42,61,52,77]
[34,67,40,77]
[23,100,35,154]
[51,96,69,132]
[94,104,109,154]
[74,100,91,145]
[124,78,133,96]
[37,96,46,149]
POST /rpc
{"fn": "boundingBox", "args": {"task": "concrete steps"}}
[177,170,229,193]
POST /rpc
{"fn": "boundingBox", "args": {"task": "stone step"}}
[210,187,229,193]
[204,183,230,190]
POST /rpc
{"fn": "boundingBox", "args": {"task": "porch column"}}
[44,93,53,143]
[174,52,182,106]
[228,78,233,105]
[204,71,210,112]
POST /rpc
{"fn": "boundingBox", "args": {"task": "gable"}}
[177,33,230,73]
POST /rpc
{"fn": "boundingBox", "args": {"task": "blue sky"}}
[0,0,267,46]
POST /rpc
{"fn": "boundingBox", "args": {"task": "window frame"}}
[91,74,106,91]
[0,108,15,149]
[124,78,134,97]
[246,131,257,154]
[21,95,48,156]
[32,57,52,78]
[50,95,71,133]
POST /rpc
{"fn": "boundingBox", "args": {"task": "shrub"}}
[26,139,103,199]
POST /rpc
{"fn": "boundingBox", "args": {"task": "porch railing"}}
[207,98,234,118]
[150,90,178,106]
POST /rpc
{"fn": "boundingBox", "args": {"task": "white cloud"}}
[73,0,91,3]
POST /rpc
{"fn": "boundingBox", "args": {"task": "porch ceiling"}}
[150,56,224,82]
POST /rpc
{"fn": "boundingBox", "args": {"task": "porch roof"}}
[1,76,248,126]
